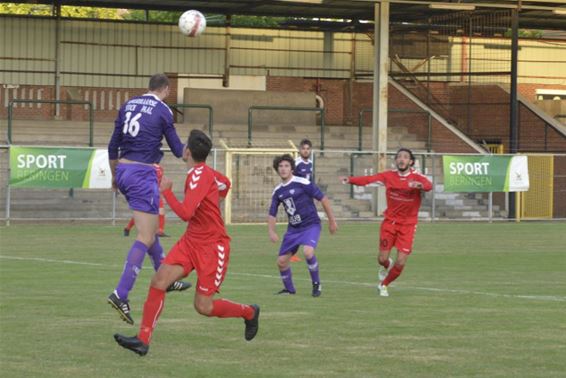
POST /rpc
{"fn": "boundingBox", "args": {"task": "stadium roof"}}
[12,0,566,31]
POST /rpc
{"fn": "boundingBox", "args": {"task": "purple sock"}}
[279,268,296,293]
[306,255,320,284]
[115,240,148,300]
[147,236,164,271]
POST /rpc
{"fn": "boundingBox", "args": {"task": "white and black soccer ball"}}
[178,10,206,37]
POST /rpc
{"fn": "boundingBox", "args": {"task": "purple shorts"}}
[116,163,159,215]
[279,224,321,256]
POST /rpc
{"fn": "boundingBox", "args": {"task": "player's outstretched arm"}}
[267,216,279,243]
[161,111,185,158]
[320,196,338,234]
[339,173,385,187]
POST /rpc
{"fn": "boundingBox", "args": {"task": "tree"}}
[0,3,123,19]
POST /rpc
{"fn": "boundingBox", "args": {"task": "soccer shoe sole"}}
[107,298,134,325]
[166,281,192,293]
[114,334,148,356]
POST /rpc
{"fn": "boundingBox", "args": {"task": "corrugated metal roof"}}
[10,0,566,31]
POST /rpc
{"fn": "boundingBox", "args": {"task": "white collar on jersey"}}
[395,168,414,177]
[295,157,313,164]
[142,93,161,101]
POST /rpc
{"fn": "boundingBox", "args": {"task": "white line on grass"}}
[2,255,565,303]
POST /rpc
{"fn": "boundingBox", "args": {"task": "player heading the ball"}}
[114,130,260,356]
[107,74,191,325]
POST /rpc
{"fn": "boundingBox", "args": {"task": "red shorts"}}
[163,236,230,296]
[379,220,417,255]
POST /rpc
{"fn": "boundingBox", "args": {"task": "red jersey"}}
[162,163,231,242]
[349,168,432,225]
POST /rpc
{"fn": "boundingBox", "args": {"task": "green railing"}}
[171,104,214,139]
[248,106,326,149]
[357,108,433,152]
[8,99,94,146]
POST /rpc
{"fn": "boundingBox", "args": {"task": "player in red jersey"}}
[123,164,169,237]
[114,130,260,356]
[340,148,432,297]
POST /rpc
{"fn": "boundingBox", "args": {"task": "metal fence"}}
[2,145,565,224]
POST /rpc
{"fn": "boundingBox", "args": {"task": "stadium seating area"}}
[0,88,505,221]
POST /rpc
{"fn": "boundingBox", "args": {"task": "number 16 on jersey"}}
[123,112,142,137]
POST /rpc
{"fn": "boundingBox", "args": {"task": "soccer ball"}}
[178,10,206,37]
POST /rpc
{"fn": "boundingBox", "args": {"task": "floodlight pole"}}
[373,1,390,216]
[509,6,520,219]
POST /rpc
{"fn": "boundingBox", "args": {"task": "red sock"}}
[125,218,135,231]
[158,214,165,233]
[380,257,391,269]
[382,265,404,286]
[210,299,254,320]
[138,286,166,345]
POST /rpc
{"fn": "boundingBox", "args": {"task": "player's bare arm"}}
[109,159,119,190]
[268,216,279,243]
[319,196,338,234]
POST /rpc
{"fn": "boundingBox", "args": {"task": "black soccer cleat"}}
[275,289,296,295]
[244,305,260,341]
[108,292,134,325]
[123,228,130,237]
[157,232,169,238]
[312,282,322,297]
[114,334,149,356]
[166,280,192,293]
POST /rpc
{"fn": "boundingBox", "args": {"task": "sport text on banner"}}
[9,146,112,189]
[442,155,529,192]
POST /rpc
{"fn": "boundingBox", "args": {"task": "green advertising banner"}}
[9,146,112,189]
[442,155,529,192]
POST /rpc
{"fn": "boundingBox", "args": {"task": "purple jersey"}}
[108,93,184,164]
[294,157,313,181]
[269,176,324,230]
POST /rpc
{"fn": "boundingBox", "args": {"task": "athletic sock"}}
[382,265,404,286]
[138,286,166,345]
[158,214,165,234]
[147,236,164,271]
[306,255,320,284]
[125,218,135,231]
[115,240,148,300]
[279,268,296,293]
[210,299,255,320]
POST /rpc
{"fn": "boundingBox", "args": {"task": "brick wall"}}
[518,83,566,101]
[3,78,564,154]
[266,76,346,125]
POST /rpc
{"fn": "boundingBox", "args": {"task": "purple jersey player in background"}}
[268,154,337,297]
[294,138,313,182]
[107,73,191,325]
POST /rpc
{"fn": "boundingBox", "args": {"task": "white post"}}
[373,1,390,216]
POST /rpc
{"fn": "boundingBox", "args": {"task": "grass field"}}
[0,222,565,377]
